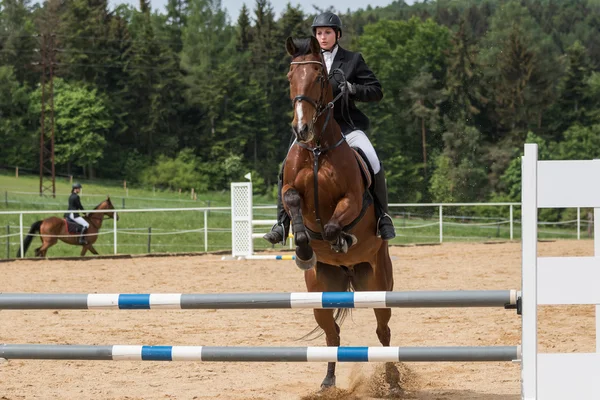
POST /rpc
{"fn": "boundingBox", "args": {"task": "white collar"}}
[321,45,338,73]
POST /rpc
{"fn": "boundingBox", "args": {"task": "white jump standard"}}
[228,181,294,260]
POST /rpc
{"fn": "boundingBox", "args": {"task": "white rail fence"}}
[0,202,594,259]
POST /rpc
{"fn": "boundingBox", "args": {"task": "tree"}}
[480,1,562,141]
[444,19,487,123]
[0,0,38,85]
[549,40,593,135]
[0,66,35,168]
[405,71,444,178]
[29,78,112,176]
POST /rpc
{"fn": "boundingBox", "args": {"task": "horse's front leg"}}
[283,187,316,270]
[323,194,360,253]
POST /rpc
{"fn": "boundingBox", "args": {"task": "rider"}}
[65,182,89,245]
[264,11,396,244]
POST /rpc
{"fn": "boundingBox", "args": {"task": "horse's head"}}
[91,196,119,221]
[286,36,332,143]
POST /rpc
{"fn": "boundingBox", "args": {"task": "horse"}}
[283,36,399,394]
[16,196,118,258]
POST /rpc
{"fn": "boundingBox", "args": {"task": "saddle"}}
[351,147,373,189]
[64,218,84,235]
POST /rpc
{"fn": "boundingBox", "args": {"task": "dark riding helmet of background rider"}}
[311,12,342,39]
[72,182,82,191]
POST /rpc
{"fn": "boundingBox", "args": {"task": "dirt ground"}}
[0,241,595,400]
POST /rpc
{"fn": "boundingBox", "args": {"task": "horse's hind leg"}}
[305,262,350,390]
[88,245,99,255]
[283,188,316,270]
[36,239,55,258]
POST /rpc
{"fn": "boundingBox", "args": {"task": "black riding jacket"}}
[65,192,85,218]
[327,46,383,134]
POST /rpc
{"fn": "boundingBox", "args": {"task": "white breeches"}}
[289,130,381,174]
[70,214,89,229]
[344,130,381,174]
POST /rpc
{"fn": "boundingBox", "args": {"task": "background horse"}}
[283,36,399,394]
[16,196,117,257]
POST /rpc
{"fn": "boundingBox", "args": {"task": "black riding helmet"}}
[311,12,343,39]
[72,182,82,190]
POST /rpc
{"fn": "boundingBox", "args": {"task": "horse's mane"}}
[290,38,317,58]
[92,198,111,210]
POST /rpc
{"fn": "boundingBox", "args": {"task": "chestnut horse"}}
[16,197,118,257]
[284,36,399,393]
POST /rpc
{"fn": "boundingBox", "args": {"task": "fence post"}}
[19,213,24,259]
[6,225,9,259]
[439,205,443,243]
[122,198,125,209]
[113,211,118,255]
[147,227,151,253]
[204,209,208,252]
[577,207,581,240]
[509,205,514,240]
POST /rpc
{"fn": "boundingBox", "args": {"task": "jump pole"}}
[0,344,520,363]
[0,290,519,310]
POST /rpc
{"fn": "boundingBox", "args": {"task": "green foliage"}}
[1,0,599,212]
[0,65,34,168]
[140,148,210,191]
[28,78,112,171]
[556,124,600,160]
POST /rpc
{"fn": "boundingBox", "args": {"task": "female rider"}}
[264,12,395,244]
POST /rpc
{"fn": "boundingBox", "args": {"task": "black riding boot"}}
[79,226,88,245]
[263,170,291,245]
[372,164,396,240]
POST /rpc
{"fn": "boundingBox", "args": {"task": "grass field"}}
[0,171,591,259]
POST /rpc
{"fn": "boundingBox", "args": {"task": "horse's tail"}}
[16,220,43,258]
[298,279,353,342]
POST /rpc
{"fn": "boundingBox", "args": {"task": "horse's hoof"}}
[320,376,336,390]
[295,251,316,270]
[331,239,348,254]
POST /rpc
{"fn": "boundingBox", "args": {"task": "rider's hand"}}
[338,82,356,95]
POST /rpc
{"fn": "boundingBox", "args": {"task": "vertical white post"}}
[521,143,538,400]
[113,211,118,255]
[510,204,514,241]
[204,209,208,253]
[19,213,24,259]
[439,205,443,243]
[231,182,253,257]
[595,207,600,352]
[577,207,581,240]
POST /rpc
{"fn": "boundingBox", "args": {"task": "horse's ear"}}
[286,36,297,57]
[106,195,111,202]
[309,36,320,56]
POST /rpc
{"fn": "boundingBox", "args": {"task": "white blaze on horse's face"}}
[295,101,305,134]
[290,63,321,143]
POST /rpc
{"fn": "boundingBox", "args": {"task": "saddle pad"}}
[64,218,82,235]
[352,149,373,188]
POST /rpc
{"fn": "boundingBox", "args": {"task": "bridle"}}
[289,60,345,147]
[85,202,115,229]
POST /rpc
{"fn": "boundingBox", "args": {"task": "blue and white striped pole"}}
[0,344,520,362]
[0,290,519,310]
